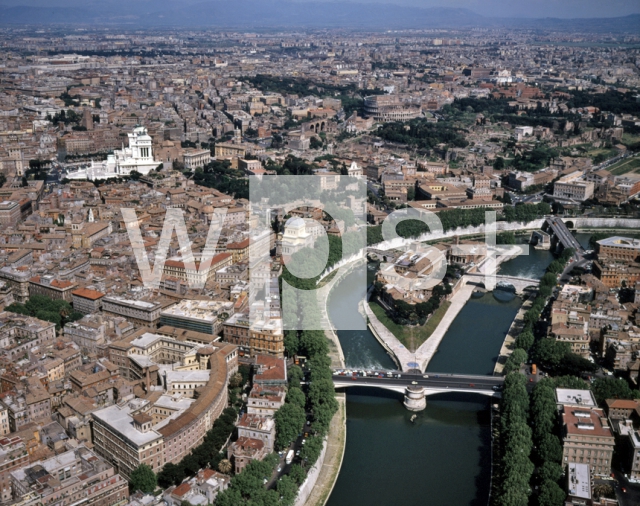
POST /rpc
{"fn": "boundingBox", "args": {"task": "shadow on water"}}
[328,389,492,506]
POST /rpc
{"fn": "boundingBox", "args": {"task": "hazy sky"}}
[1,0,639,19]
[334,0,640,18]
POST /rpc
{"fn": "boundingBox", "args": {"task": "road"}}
[332,371,504,393]
[610,469,640,506]
[546,217,585,255]
[267,417,312,489]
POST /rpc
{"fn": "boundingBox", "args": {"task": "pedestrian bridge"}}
[464,273,540,293]
[332,371,503,411]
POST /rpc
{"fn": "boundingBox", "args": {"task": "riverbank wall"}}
[369,217,640,252]
[296,393,347,506]
[493,294,534,376]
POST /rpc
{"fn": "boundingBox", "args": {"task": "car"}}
[469,383,475,387]
[492,385,500,391]
[351,376,357,380]
[302,439,306,445]
[411,381,418,385]
[263,478,268,485]
[277,467,282,473]
[296,450,301,456]
[529,377,534,382]
[622,487,627,493]
[423,375,429,378]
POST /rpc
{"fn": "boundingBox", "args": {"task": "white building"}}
[66,126,161,180]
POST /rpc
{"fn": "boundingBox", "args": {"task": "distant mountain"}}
[0,0,638,33]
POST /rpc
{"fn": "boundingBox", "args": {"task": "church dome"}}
[285,217,305,229]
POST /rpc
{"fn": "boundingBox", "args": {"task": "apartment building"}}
[71,288,105,315]
[0,312,57,360]
[93,340,235,478]
[182,148,211,170]
[596,236,640,262]
[163,252,232,287]
[222,312,250,353]
[0,436,29,503]
[0,202,21,228]
[235,414,275,453]
[10,445,129,506]
[246,385,285,417]
[63,317,106,354]
[28,276,77,302]
[561,407,614,477]
[102,297,165,328]
[0,268,30,303]
[159,300,234,335]
[553,171,594,201]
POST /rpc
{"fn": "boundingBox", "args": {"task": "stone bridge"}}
[464,273,540,294]
[542,217,586,256]
[332,371,503,411]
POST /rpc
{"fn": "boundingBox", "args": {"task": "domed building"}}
[280,217,313,256]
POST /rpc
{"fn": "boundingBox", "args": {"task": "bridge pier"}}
[404,386,426,411]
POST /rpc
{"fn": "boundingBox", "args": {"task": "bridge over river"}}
[464,273,540,293]
[332,370,503,411]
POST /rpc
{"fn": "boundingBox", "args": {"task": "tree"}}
[229,372,243,388]
[288,365,304,387]
[493,156,505,170]
[538,461,563,483]
[284,330,299,356]
[129,170,142,181]
[218,459,232,474]
[309,137,323,150]
[531,338,570,369]
[129,464,157,493]
[286,387,306,410]
[288,463,307,485]
[537,433,563,464]
[276,475,298,504]
[503,348,527,374]
[157,462,184,488]
[514,329,534,351]
[591,377,640,405]
[274,403,306,450]
[300,434,324,466]
[537,480,566,506]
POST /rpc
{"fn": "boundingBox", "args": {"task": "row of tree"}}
[494,372,533,506]
[367,203,551,246]
[156,405,239,489]
[216,327,338,505]
[529,380,566,506]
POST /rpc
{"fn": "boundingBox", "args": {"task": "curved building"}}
[363,95,421,122]
[93,334,237,479]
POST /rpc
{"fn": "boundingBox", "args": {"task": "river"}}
[325,233,594,505]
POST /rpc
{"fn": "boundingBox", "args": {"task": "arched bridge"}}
[464,273,540,293]
[332,371,503,410]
